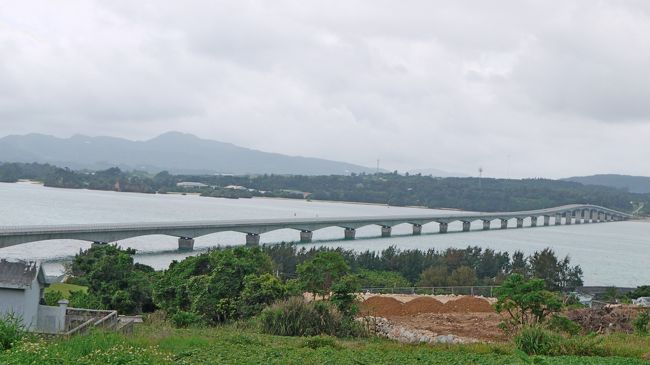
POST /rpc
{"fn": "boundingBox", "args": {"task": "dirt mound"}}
[443,296,493,313]
[402,297,446,315]
[566,306,641,334]
[360,296,404,316]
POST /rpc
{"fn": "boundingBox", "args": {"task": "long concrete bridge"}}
[0,204,632,250]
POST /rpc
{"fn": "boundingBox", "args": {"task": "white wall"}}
[0,288,27,325]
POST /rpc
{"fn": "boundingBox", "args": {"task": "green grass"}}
[1,324,649,364]
[46,283,88,297]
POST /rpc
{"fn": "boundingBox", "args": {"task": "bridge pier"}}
[565,213,572,225]
[482,220,490,230]
[300,230,313,243]
[516,218,524,228]
[500,219,508,229]
[439,222,448,233]
[178,237,194,251]
[555,213,562,225]
[344,228,356,240]
[531,217,538,227]
[575,211,582,224]
[412,224,422,235]
[246,233,260,246]
[381,226,392,237]
[462,221,471,232]
[543,215,550,226]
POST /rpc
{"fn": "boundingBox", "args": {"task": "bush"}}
[239,274,288,318]
[44,290,65,306]
[0,313,24,351]
[171,311,204,328]
[547,314,581,336]
[260,297,364,338]
[514,326,561,355]
[633,310,650,335]
[515,326,609,357]
[302,335,341,349]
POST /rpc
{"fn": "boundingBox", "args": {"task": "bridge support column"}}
[344,228,356,240]
[531,217,538,227]
[543,215,550,226]
[516,218,524,228]
[412,224,422,235]
[462,221,471,232]
[300,230,313,243]
[575,211,582,224]
[565,213,572,225]
[439,222,448,233]
[381,226,392,237]
[246,233,260,246]
[178,237,194,251]
[482,220,490,230]
[555,214,562,225]
[500,219,508,229]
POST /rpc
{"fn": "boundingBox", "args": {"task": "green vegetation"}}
[494,274,563,329]
[2,162,648,214]
[2,324,650,364]
[69,245,157,313]
[45,282,88,297]
[0,314,24,351]
[632,310,650,335]
[264,243,583,291]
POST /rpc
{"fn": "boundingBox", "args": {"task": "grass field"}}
[45,283,88,297]
[1,323,649,365]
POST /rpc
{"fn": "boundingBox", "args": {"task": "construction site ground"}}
[358,294,646,343]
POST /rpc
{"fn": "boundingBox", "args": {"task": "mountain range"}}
[563,174,650,194]
[0,132,384,175]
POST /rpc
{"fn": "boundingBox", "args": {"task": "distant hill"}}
[406,168,469,178]
[0,132,378,175]
[563,174,650,193]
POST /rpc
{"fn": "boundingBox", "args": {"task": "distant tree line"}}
[262,243,584,291]
[1,162,647,213]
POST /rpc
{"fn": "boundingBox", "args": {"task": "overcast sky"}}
[1,1,650,178]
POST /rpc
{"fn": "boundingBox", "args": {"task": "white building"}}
[0,259,48,330]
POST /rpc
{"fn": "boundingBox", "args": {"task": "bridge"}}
[0,204,632,250]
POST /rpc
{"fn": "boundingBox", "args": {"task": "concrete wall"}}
[0,288,27,324]
[0,277,44,330]
[37,305,66,333]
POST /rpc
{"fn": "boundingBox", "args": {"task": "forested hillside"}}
[1,162,647,214]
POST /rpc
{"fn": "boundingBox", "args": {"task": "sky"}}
[1,1,650,178]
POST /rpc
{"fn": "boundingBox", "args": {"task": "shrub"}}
[260,297,363,337]
[547,314,581,336]
[514,326,561,355]
[171,311,204,328]
[0,313,24,351]
[302,335,341,349]
[44,290,65,306]
[494,274,562,333]
[633,310,650,335]
[239,273,288,318]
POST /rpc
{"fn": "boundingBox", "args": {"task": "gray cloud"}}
[0,0,649,178]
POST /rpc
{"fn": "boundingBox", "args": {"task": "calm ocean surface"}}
[0,182,648,286]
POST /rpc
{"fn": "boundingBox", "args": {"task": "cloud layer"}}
[1,0,649,178]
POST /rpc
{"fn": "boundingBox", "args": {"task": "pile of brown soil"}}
[360,296,404,316]
[442,296,493,313]
[402,297,446,315]
[566,306,642,334]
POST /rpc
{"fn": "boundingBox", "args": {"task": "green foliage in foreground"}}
[2,325,649,365]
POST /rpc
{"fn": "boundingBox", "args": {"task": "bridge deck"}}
[0,204,632,248]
